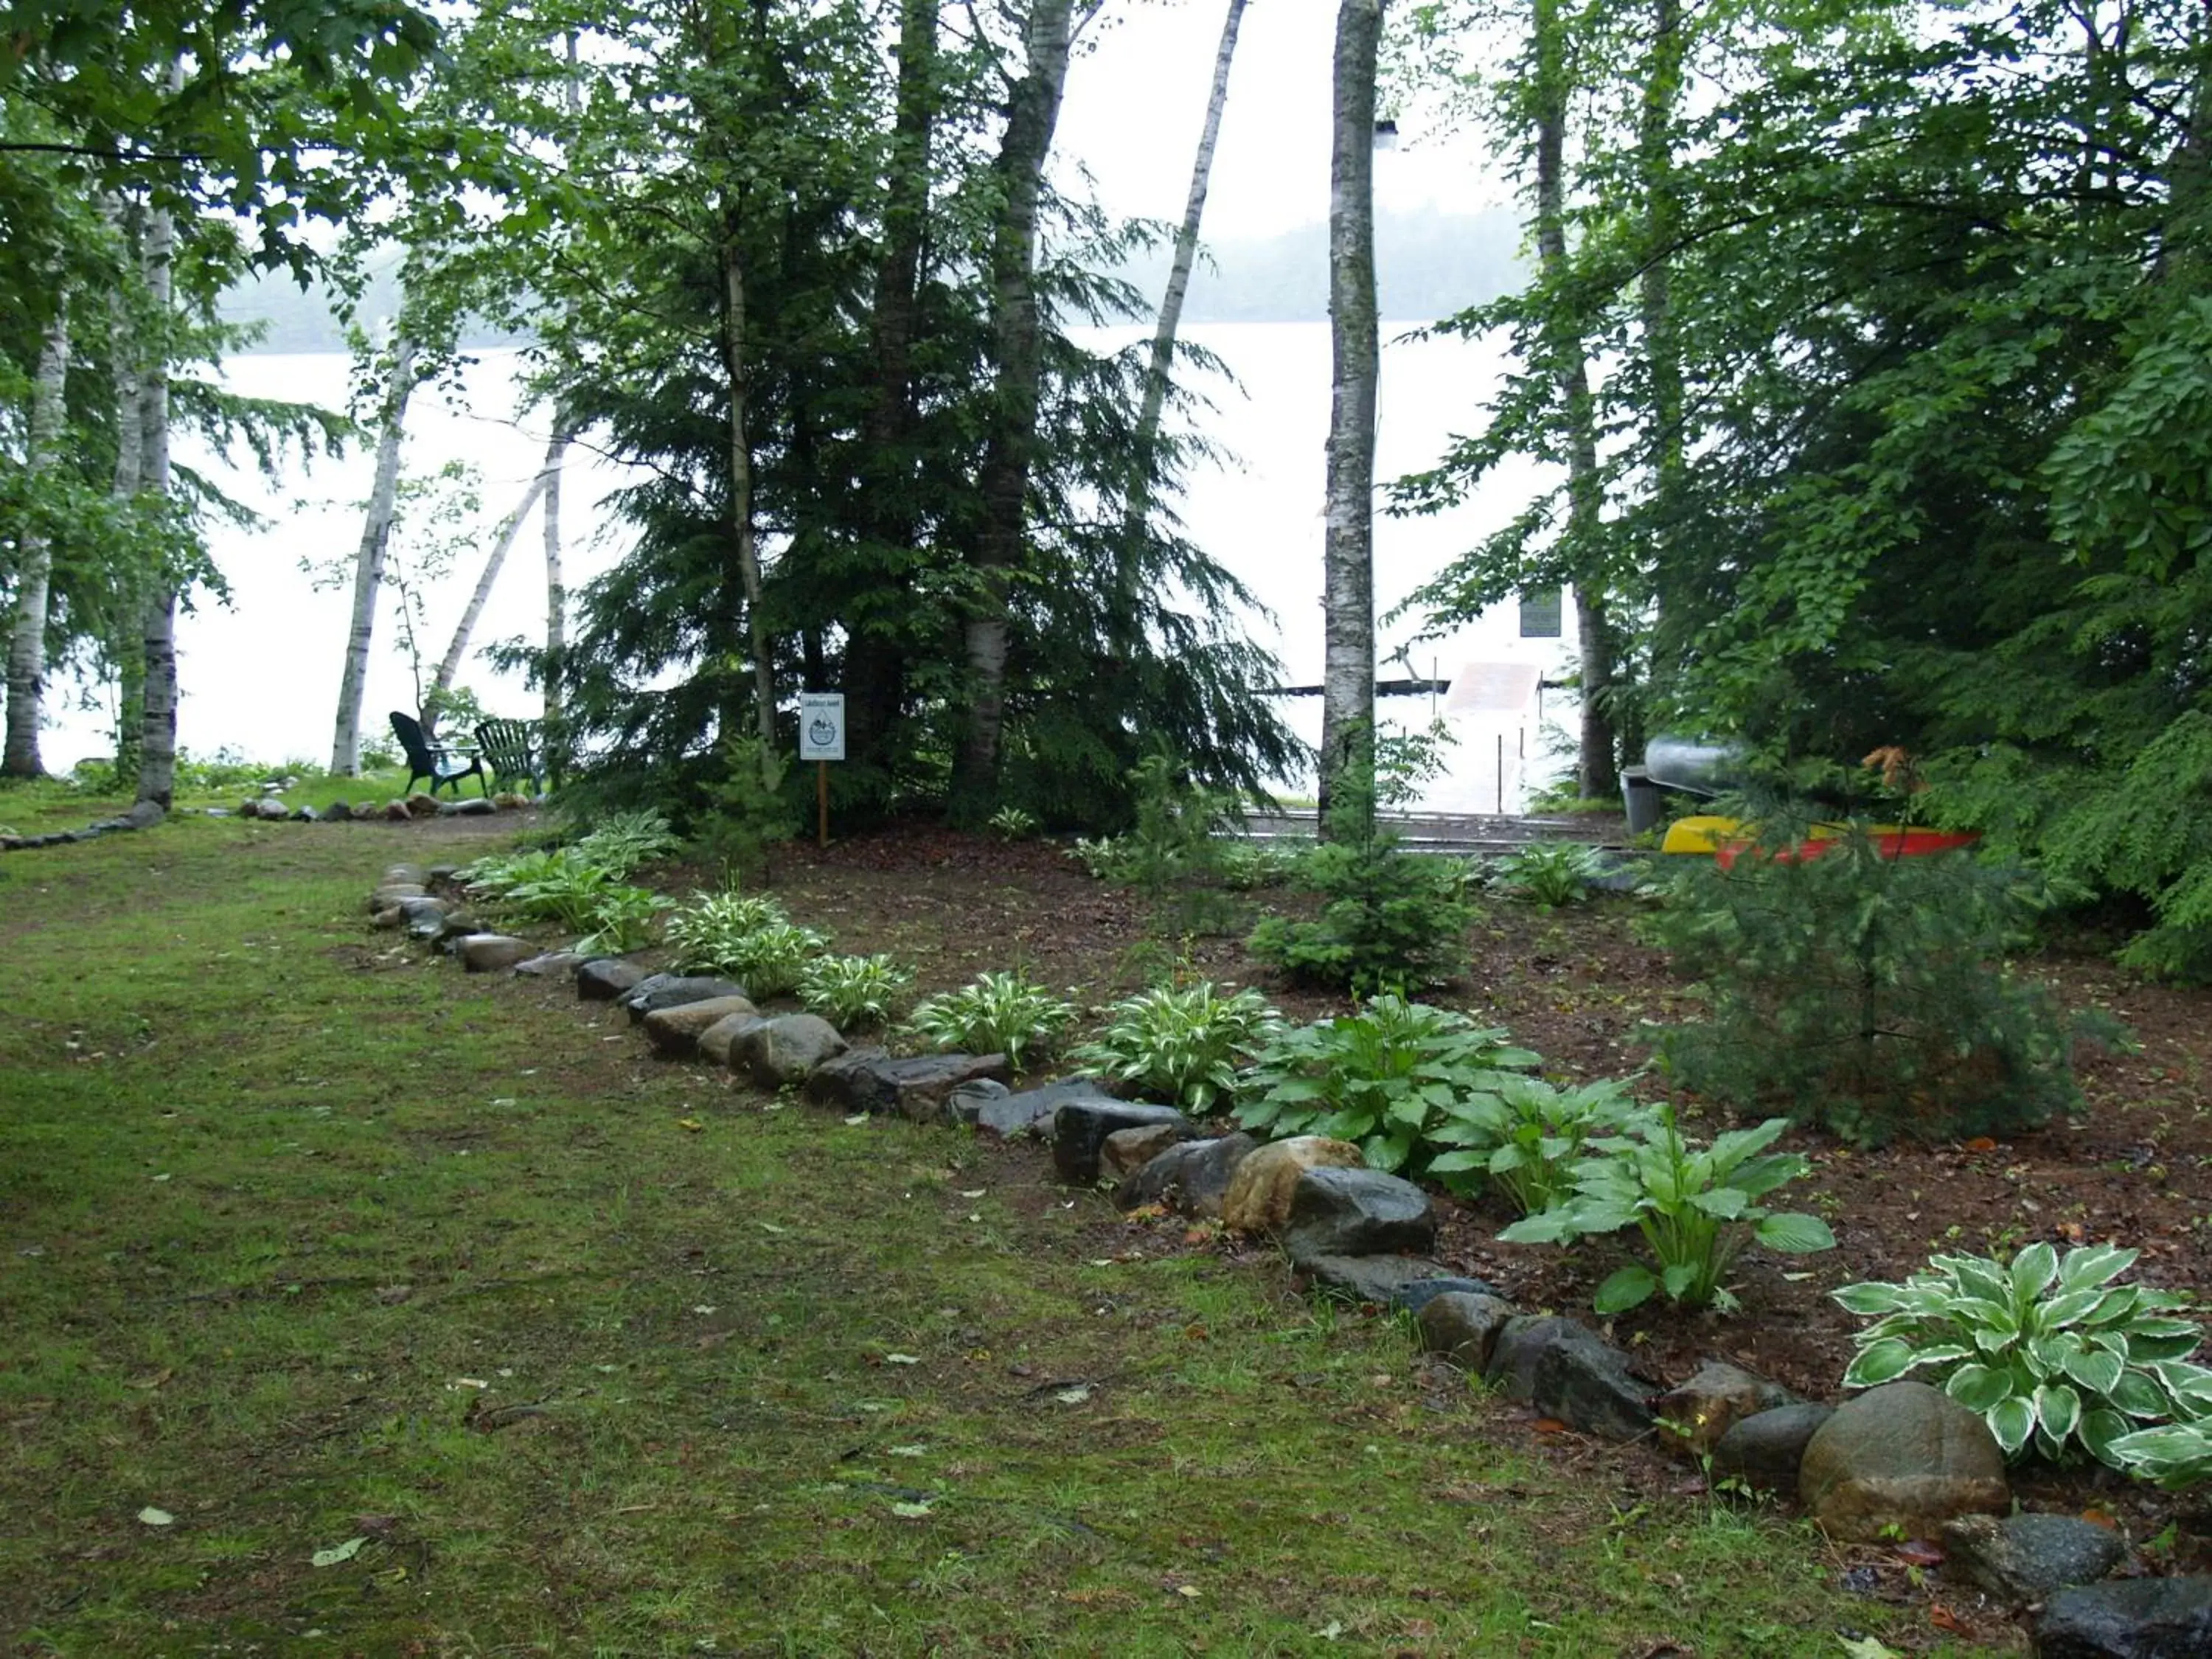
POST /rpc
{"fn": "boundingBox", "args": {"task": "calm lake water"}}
[42,322,1576,811]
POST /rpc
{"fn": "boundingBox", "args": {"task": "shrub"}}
[908,971,1074,1071]
[1234,995,1540,1174]
[1646,821,2120,1146]
[1216,840,1305,891]
[1834,1242,2212,1465]
[693,736,796,883]
[1500,1109,1835,1315]
[1246,768,1475,992]
[799,954,915,1029]
[720,922,830,999]
[1425,1075,1648,1216]
[1491,841,1605,908]
[1071,981,1283,1113]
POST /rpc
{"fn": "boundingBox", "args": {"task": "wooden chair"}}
[389,710,487,797]
[474,719,543,795]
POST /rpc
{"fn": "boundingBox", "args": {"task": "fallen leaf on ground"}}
[136,1507,175,1527]
[310,1537,368,1568]
[889,1501,933,1519]
[1055,1385,1093,1405]
[676,1118,703,1132]
[884,1353,920,1366]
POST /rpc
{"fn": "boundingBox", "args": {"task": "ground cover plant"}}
[908,968,1076,1071]
[1071,979,1282,1112]
[0,804,1979,1653]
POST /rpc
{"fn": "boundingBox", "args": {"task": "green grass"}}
[0,808,1976,1655]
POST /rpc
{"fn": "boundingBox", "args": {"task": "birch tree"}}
[135,188,179,811]
[957,0,1079,804]
[1319,0,1383,830]
[329,332,420,775]
[3,309,70,779]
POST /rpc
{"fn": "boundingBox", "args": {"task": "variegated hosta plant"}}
[1834,1242,2212,1465]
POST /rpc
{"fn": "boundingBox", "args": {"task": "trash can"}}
[1621,765,1665,836]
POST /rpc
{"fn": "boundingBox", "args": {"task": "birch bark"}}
[432,462,552,700]
[1319,0,1382,831]
[135,189,179,810]
[329,333,419,774]
[3,309,70,777]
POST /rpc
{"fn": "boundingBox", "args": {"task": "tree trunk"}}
[135,189,179,811]
[432,463,552,700]
[846,0,941,773]
[1638,0,1686,606]
[958,0,1076,805]
[330,334,419,775]
[542,427,568,781]
[1119,0,1248,579]
[108,209,147,787]
[1532,0,1618,799]
[3,307,71,778]
[1319,0,1382,832]
[717,223,777,769]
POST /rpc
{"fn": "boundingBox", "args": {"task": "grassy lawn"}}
[0,804,1966,1656]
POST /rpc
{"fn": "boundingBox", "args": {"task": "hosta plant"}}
[908,971,1074,1071]
[987,805,1040,840]
[799,954,915,1029]
[1500,1109,1836,1314]
[1071,981,1283,1113]
[1834,1242,2212,1464]
[1492,841,1605,908]
[664,891,793,974]
[1425,1075,1649,1216]
[1234,996,1540,1174]
[574,810,681,877]
[720,922,832,999]
[573,885,672,956]
[2107,1420,2212,1489]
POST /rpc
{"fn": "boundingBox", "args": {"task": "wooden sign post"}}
[799,691,846,848]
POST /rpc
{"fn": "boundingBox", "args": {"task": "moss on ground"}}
[0,807,1975,1655]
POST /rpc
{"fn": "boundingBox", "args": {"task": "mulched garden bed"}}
[730,821,2212,1570]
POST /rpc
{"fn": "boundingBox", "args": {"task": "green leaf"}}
[2061,1345,2126,1397]
[2010,1242,2059,1305]
[1843,1338,1920,1387]
[2079,1407,2132,1467]
[1687,1186,1750,1220]
[2057,1243,2139,1294]
[1593,1265,1658,1314]
[2034,1381,2082,1444]
[1832,1281,1914,1316]
[310,1536,369,1568]
[1753,1212,1836,1253]
[1988,1394,2037,1458]
[1944,1363,2016,1413]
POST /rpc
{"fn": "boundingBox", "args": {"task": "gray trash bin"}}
[1621,765,1665,836]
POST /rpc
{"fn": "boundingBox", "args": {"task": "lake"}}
[40,321,1576,812]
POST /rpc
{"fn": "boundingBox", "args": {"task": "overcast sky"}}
[1054,0,1511,241]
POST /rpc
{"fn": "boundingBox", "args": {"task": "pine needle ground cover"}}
[0,809,1963,1655]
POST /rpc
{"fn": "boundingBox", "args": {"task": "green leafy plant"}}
[465,846,630,933]
[1492,842,1605,908]
[1647,819,2121,1146]
[1425,1075,1649,1216]
[2107,1420,2212,1489]
[1071,981,1284,1113]
[1234,996,1540,1174]
[1834,1242,2212,1464]
[1216,839,1305,891]
[721,922,831,999]
[799,953,915,1029]
[1500,1109,1836,1315]
[574,809,681,877]
[908,971,1074,1071]
[573,884,672,956]
[1066,835,1136,882]
[987,805,1040,841]
[1246,765,1475,993]
[664,890,792,973]
[692,736,796,883]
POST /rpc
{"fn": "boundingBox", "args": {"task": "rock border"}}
[363,858,2204,1649]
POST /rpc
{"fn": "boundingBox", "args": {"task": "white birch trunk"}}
[1124,0,1247,542]
[135,189,179,811]
[1319,0,1382,832]
[542,428,568,751]
[329,334,419,775]
[431,464,552,698]
[717,234,777,768]
[4,308,71,778]
[108,204,147,784]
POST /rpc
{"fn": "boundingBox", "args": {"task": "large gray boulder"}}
[956,1078,1107,1138]
[1279,1167,1437,1259]
[697,1013,770,1068]
[1941,1513,2126,1606]
[1416,1291,1518,1373]
[804,1048,1011,1121]
[1710,1402,1833,1498]
[620,974,751,1023]
[459,934,538,973]
[1485,1315,1655,1441]
[2036,1578,2212,1658]
[1798,1381,2008,1542]
[1113,1133,1258,1218]
[577,959,647,1001]
[1653,1362,1794,1458]
[1102,1122,1194,1179]
[1298,1254,1455,1306]
[1052,1100,1192,1185]
[513,950,585,978]
[642,995,761,1059]
[734,1013,848,1088]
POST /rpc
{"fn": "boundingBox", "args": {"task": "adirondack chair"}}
[474,718,543,795]
[389,710,487,798]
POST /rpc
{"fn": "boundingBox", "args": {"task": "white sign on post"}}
[799,691,846,762]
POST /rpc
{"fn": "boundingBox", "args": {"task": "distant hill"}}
[220,207,1527,354]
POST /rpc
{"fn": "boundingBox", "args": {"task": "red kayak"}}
[1715,827,1980,870]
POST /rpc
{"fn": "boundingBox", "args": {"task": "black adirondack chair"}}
[389,710,487,797]
[474,719,543,795]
